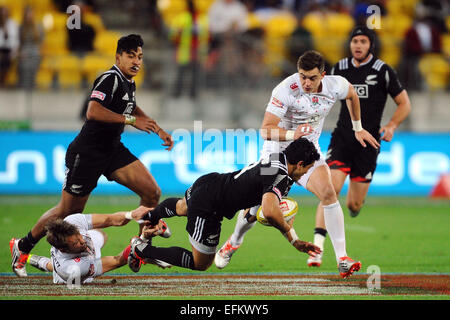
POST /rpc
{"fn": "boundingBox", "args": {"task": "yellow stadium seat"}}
[326,13,354,37]
[443,33,450,59]
[84,12,105,33]
[94,31,122,56]
[55,54,82,89]
[4,61,18,86]
[379,14,412,39]
[418,54,449,91]
[247,12,263,29]
[35,68,54,90]
[195,0,214,14]
[41,31,68,56]
[378,34,401,68]
[81,53,114,83]
[265,13,297,38]
[302,12,326,37]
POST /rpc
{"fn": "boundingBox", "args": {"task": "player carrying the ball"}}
[127,138,322,272]
[215,50,380,278]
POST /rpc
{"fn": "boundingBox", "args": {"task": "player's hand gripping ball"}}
[256,197,298,226]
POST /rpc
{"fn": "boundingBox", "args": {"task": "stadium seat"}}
[41,31,69,56]
[83,12,105,33]
[35,67,54,90]
[81,53,114,83]
[418,54,449,91]
[443,33,450,59]
[302,12,326,37]
[326,13,354,37]
[55,54,82,89]
[378,34,401,68]
[94,31,122,56]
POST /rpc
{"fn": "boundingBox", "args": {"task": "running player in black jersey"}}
[127,138,322,272]
[307,26,411,267]
[10,34,174,277]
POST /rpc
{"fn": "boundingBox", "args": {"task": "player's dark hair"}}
[284,137,320,166]
[116,34,144,54]
[297,50,325,73]
[46,219,79,251]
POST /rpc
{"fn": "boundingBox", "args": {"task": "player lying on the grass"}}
[27,207,170,284]
[127,138,322,273]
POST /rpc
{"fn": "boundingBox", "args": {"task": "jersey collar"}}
[351,54,374,68]
[113,65,134,83]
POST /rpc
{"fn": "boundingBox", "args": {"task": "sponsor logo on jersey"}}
[73,257,81,263]
[271,97,284,108]
[312,96,319,105]
[122,93,129,100]
[353,84,369,98]
[290,82,299,90]
[91,90,106,101]
[365,74,378,85]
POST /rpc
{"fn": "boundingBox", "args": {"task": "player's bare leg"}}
[191,246,215,271]
[110,160,161,208]
[309,169,347,267]
[346,180,370,217]
[307,165,348,261]
[10,191,89,277]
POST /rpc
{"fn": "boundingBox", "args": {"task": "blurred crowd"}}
[0,0,448,92]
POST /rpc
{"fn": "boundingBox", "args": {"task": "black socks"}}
[136,244,195,270]
[145,197,181,225]
[18,231,38,254]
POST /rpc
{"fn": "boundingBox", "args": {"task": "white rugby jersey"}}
[263,73,350,156]
[50,214,103,284]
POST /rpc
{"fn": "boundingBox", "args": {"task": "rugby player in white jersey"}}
[215,50,380,278]
[27,206,170,284]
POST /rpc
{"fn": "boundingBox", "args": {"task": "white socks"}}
[314,233,326,252]
[229,207,258,247]
[323,201,347,262]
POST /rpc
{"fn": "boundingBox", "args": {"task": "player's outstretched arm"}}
[260,112,312,141]
[90,206,152,229]
[345,84,380,149]
[379,90,411,142]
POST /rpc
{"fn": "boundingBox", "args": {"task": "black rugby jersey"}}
[331,56,404,139]
[214,152,294,219]
[71,65,137,150]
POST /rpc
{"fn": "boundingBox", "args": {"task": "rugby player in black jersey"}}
[307,26,411,267]
[127,138,322,272]
[10,34,174,277]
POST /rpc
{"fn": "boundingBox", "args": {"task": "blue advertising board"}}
[0,130,449,195]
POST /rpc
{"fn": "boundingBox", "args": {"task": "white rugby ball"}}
[256,197,298,226]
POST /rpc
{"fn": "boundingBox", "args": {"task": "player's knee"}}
[141,186,161,207]
[347,200,363,213]
[320,185,338,205]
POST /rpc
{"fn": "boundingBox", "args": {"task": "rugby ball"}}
[256,197,298,226]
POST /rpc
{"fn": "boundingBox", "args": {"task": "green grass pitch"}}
[1,194,449,276]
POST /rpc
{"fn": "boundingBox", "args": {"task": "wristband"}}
[351,120,363,132]
[125,211,133,220]
[124,115,136,125]
[283,228,299,245]
[285,130,295,141]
